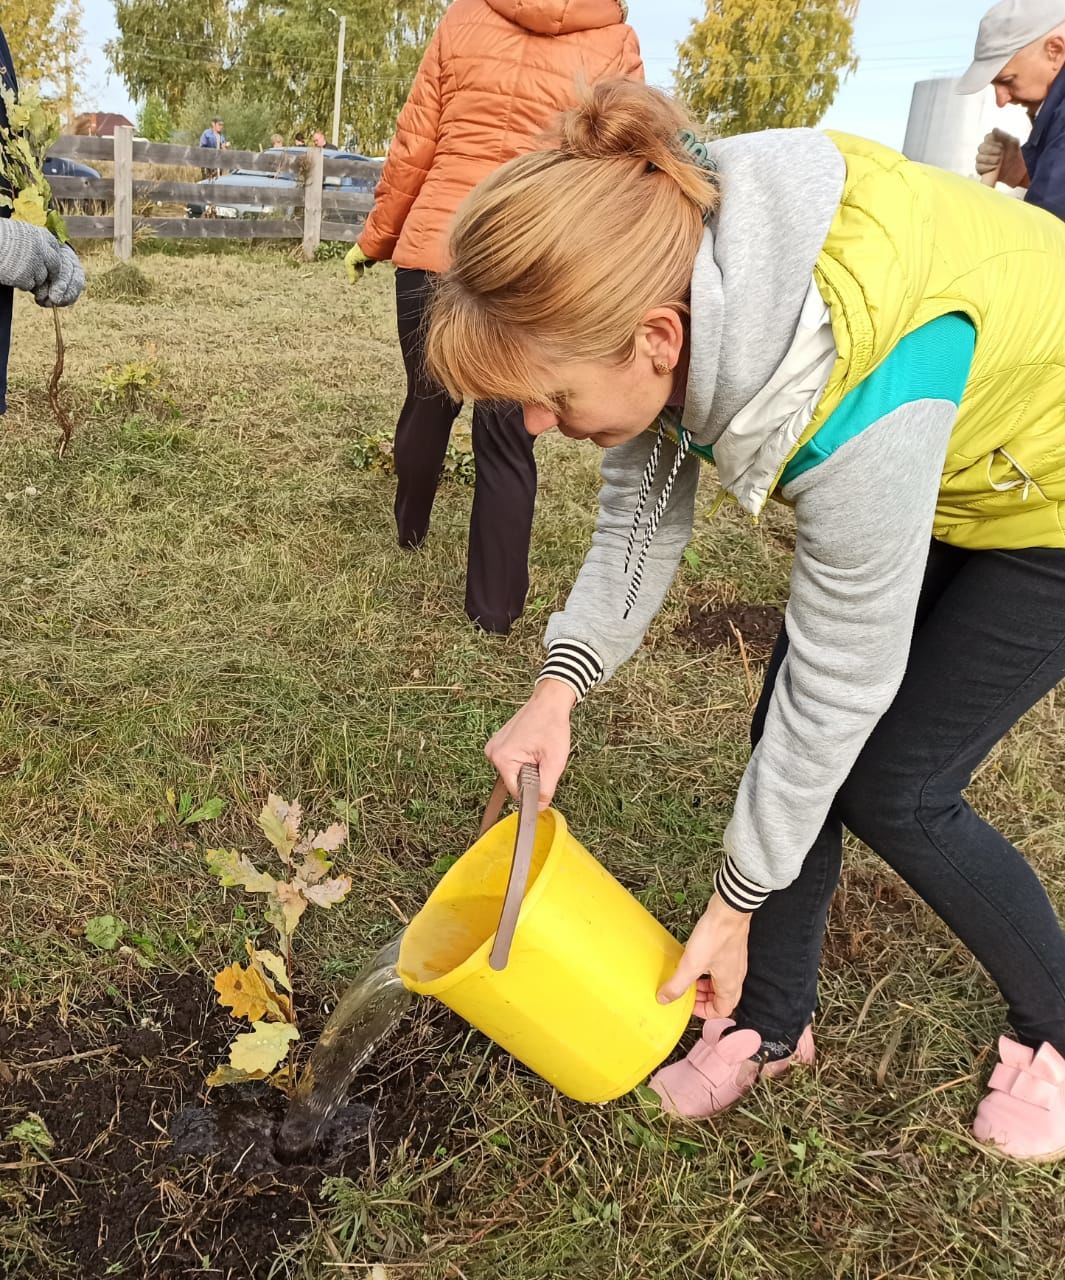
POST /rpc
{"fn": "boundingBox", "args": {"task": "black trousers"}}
[393,267,536,633]
[733,540,1065,1056]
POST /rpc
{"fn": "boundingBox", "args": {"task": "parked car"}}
[44,155,101,180]
[44,154,105,216]
[186,147,381,223]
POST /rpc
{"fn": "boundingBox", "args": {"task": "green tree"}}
[239,0,444,153]
[135,92,174,141]
[173,87,272,153]
[107,0,235,115]
[106,0,443,155]
[675,0,859,136]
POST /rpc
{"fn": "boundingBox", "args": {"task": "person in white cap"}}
[958,0,1065,218]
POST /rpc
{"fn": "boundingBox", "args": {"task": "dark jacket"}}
[0,25,15,414]
[1022,66,1065,221]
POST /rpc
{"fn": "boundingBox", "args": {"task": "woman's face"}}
[521,309,687,449]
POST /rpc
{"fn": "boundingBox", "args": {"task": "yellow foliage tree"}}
[675,0,859,136]
[3,0,85,122]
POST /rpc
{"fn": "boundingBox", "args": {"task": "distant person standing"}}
[959,0,1065,219]
[270,132,285,149]
[344,0,643,633]
[198,116,226,178]
[198,116,226,150]
[312,129,327,148]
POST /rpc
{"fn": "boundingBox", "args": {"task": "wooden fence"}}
[46,126,378,260]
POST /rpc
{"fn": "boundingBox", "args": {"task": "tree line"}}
[9,0,859,153]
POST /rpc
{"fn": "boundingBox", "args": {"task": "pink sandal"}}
[648,1018,815,1119]
[972,1036,1065,1163]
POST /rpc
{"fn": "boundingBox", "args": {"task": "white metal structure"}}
[903,76,1031,178]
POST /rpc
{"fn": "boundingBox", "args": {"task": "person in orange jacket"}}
[345,0,642,633]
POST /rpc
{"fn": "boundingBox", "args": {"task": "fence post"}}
[302,146,324,261]
[113,125,134,261]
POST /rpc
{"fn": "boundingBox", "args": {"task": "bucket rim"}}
[397,806,569,997]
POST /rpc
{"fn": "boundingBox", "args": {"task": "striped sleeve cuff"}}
[534,639,605,705]
[714,855,772,913]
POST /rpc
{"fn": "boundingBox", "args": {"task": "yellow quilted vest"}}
[786,132,1065,550]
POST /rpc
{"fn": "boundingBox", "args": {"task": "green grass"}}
[2,244,1064,1278]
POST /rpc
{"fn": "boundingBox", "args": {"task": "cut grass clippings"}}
[2,244,1064,1278]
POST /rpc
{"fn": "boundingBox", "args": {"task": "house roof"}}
[73,112,135,137]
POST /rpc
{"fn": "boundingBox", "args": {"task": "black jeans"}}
[393,267,536,633]
[733,540,1065,1056]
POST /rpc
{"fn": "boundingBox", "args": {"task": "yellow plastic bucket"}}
[397,806,694,1103]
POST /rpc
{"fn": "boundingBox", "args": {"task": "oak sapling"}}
[205,793,352,1090]
[0,84,76,454]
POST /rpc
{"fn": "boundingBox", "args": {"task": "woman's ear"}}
[640,308,686,370]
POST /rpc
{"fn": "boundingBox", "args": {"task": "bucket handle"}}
[480,764,541,972]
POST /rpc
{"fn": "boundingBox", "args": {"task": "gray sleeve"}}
[716,399,956,909]
[540,432,700,696]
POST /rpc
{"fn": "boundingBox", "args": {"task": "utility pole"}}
[329,11,347,149]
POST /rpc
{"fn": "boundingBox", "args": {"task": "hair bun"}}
[554,79,717,212]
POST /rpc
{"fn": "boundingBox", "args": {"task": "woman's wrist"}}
[530,677,577,713]
[706,891,753,927]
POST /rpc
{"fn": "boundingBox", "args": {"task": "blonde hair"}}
[426,79,719,407]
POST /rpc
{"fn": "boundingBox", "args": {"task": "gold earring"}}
[653,358,671,375]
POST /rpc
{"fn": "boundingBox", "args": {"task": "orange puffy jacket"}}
[357,0,643,273]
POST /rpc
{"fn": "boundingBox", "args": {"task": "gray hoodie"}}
[537,130,960,910]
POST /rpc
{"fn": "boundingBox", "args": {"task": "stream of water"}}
[275,932,412,1164]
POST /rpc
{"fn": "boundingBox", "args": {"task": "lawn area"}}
[1,244,1064,1279]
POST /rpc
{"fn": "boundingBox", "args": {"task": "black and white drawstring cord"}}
[622,427,692,619]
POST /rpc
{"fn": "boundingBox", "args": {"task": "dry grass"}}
[1,244,1064,1278]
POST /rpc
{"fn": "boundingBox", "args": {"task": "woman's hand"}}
[0,220,84,305]
[344,242,374,284]
[657,893,752,1017]
[485,678,575,808]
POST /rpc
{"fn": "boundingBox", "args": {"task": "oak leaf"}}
[214,962,289,1023]
[205,1063,268,1087]
[258,793,302,863]
[12,187,46,227]
[228,1021,299,1075]
[302,876,352,909]
[246,941,293,993]
[274,880,309,933]
[296,848,332,885]
[206,848,277,895]
[294,822,347,859]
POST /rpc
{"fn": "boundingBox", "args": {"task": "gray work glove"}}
[0,218,85,306]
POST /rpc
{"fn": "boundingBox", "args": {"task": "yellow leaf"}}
[246,941,293,993]
[274,880,308,934]
[228,1021,299,1075]
[206,848,277,895]
[214,962,289,1023]
[258,793,300,863]
[12,187,47,227]
[205,1063,268,1087]
[166,787,177,807]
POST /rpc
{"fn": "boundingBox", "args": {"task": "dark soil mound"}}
[0,972,463,1278]
[677,601,783,661]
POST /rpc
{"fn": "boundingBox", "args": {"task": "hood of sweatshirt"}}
[486,0,629,35]
[681,128,845,461]
[619,129,845,617]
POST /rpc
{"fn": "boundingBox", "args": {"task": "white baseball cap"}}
[957,0,1065,94]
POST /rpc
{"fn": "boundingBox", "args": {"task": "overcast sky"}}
[79,0,993,150]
